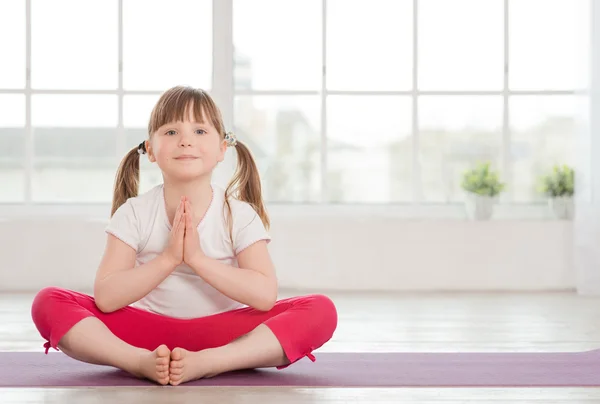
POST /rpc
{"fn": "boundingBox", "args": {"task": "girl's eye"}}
[166,130,177,136]
[195,129,206,135]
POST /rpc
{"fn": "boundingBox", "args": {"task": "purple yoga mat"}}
[2,350,600,387]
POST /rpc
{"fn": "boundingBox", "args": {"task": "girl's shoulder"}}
[209,184,270,251]
[112,184,164,228]
[132,183,164,204]
[121,184,163,212]
[106,185,164,252]
[211,184,260,220]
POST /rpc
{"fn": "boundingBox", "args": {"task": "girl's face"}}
[146,104,226,181]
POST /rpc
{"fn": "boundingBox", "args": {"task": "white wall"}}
[0,209,574,293]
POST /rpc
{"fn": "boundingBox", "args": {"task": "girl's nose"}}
[179,133,194,146]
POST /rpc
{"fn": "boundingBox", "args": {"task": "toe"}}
[169,374,182,386]
[156,344,170,357]
[169,367,183,376]
[170,360,184,369]
[156,357,169,366]
[171,347,185,361]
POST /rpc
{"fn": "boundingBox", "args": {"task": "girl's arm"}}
[95,198,185,313]
[188,240,278,311]
[93,234,177,313]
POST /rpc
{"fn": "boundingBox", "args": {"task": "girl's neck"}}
[163,176,214,226]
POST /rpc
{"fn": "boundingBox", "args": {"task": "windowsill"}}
[0,201,563,221]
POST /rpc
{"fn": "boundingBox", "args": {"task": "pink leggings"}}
[31,287,338,367]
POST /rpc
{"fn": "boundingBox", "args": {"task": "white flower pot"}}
[548,196,574,220]
[465,193,496,220]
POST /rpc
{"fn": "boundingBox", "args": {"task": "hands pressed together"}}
[162,196,205,268]
[158,195,276,313]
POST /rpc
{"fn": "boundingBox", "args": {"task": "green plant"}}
[461,161,505,197]
[539,164,574,197]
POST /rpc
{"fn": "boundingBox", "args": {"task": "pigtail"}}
[110,144,144,217]
[224,139,270,242]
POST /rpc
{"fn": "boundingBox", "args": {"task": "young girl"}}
[31,86,338,386]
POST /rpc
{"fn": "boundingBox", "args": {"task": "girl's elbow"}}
[261,299,276,312]
[257,289,277,312]
[95,298,114,314]
[93,290,117,314]
[254,301,274,312]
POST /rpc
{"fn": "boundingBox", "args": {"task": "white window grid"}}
[0,0,578,211]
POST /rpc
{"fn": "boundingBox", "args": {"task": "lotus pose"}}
[31,86,338,386]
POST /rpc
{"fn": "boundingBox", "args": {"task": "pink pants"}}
[31,287,338,367]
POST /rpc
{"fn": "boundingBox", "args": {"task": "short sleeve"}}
[232,202,271,255]
[105,199,141,252]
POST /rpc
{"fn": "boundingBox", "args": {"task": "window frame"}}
[0,0,580,219]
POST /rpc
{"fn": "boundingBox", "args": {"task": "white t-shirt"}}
[105,183,271,319]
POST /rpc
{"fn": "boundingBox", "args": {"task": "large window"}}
[1,0,212,203]
[0,0,589,205]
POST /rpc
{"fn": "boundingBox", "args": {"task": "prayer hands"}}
[183,197,205,266]
[162,197,185,267]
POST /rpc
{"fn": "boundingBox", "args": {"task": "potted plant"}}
[461,161,506,220]
[539,164,574,220]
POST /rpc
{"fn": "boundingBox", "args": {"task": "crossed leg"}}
[31,287,338,385]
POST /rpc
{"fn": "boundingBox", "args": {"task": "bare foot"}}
[133,344,171,385]
[169,347,209,386]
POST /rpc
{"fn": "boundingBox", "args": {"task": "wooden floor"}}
[2,290,600,403]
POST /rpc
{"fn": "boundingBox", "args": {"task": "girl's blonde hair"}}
[110,86,270,239]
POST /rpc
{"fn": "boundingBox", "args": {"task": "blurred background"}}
[0,0,595,295]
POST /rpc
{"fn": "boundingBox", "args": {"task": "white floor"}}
[2,290,600,403]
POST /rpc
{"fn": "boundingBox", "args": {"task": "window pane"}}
[420,96,503,203]
[124,95,164,193]
[32,96,118,202]
[327,96,412,203]
[233,0,321,90]
[124,95,161,128]
[0,134,25,202]
[0,95,26,127]
[123,0,212,91]
[0,95,26,202]
[327,0,412,91]
[510,96,579,202]
[0,0,25,88]
[419,0,503,90]
[31,0,117,89]
[32,95,117,127]
[510,0,590,91]
[234,96,321,202]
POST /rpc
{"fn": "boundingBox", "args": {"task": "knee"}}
[306,294,338,338]
[31,286,68,325]
[32,286,67,307]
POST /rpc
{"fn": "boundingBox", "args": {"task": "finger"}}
[179,212,187,235]
[173,201,186,236]
[186,208,192,229]
[173,202,183,233]
[189,205,197,229]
